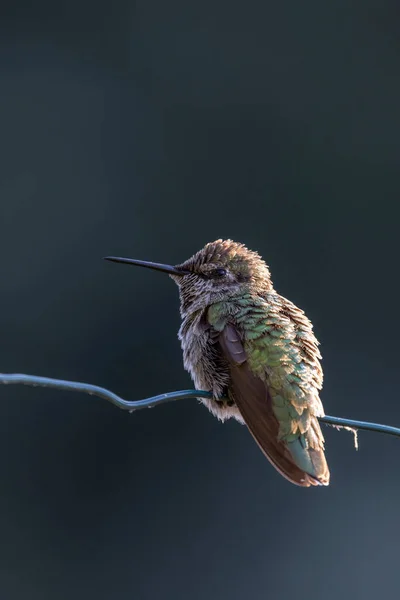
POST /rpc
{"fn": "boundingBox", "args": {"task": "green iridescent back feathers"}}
[208,292,324,445]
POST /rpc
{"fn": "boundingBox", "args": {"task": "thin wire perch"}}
[0,373,399,442]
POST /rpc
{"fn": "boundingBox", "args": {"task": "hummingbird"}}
[105,239,330,487]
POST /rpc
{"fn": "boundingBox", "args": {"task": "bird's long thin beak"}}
[103,256,189,277]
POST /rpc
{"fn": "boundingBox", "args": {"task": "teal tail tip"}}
[286,439,330,487]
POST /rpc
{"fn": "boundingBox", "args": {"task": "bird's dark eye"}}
[210,268,227,278]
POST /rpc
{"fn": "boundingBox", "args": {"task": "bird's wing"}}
[218,322,325,487]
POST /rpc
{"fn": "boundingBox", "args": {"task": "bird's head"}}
[104,239,273,314]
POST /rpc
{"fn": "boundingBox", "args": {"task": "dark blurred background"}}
[0,1,399,598]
